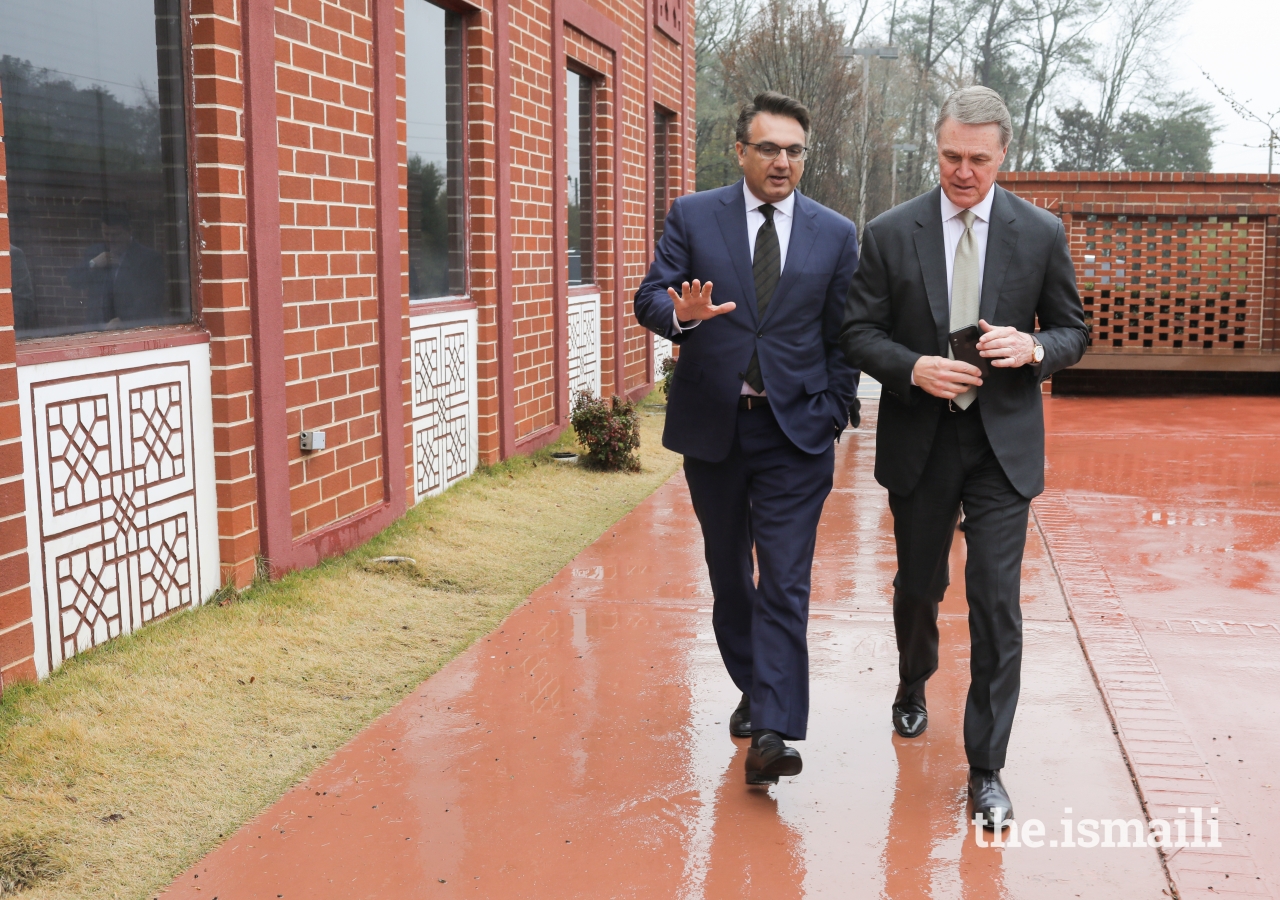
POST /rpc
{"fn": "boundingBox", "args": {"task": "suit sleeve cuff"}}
[672,310,700,333]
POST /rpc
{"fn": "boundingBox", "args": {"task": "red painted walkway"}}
[166,397,1280,899]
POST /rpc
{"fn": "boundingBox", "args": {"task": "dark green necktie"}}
[744,204,779,393]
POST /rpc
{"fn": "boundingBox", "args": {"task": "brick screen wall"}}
[998,172,1280,355]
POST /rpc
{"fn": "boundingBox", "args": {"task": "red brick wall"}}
[275,0,387,537]
[0,0,697,682]
[998,172,1280,354]
[0,81,35,688]
[191,0,261,588]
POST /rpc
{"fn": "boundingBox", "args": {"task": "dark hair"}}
[735,91,811,145]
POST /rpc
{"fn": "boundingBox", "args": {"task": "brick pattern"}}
[1070,214,1266,351]
[0,80,35,689]
[190,0,260,588]
[464,8,501,464]
[275,0,386,538]
[1034,490,1272,899]
[999,173,1280,359]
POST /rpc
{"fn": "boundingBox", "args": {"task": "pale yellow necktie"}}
[949,209,980,410]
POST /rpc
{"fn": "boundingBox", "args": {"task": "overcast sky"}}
[1167,0,1278,173]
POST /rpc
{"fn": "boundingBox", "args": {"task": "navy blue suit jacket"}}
[635,181,860,462]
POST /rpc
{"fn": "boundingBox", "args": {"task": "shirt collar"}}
[940,183,996,224]
[744,181,796,218]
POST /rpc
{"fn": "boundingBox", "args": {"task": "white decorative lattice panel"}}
[567,291,601,405]
[410,308,478,502]
[653,332,672,373]
[19,342,221,677]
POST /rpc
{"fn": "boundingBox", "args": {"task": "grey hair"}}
[934,86,1013,148]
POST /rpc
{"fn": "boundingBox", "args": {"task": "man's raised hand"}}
[667,279,736,323]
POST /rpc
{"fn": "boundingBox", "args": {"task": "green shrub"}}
[570,391,641,471]
[659,356,676,397]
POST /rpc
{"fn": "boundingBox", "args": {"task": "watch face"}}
[1033,344,1045,363]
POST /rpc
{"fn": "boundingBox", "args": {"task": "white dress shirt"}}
[941,183,995,308]
[909,185,996,387]
[672,182,795,333]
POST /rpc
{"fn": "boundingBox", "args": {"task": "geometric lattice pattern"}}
[653,332,673,373]
[567,291,601,404]
[1071,214,1265,351]
[411,317,474,500]
[29,366,199,667]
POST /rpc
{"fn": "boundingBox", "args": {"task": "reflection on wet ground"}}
[1043,396,1280,899]
[168,400,1189,898]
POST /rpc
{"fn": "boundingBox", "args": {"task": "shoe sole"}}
[745,754,803,784]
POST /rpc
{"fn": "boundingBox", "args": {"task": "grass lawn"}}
[0,392,679,899]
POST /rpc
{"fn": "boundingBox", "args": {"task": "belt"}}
[738,394,770,410]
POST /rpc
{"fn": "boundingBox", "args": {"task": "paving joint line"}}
[1032,489,1272,900]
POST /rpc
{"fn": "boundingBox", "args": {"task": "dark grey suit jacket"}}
[839,185,1088,499]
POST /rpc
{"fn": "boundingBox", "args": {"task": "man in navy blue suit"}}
[635,92,860,784]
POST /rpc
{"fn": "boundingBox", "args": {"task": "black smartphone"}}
[948,325,992,378]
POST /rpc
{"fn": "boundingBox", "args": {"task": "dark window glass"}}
[566,69,593,286]
[653,109,671,243]
[0,0,192,339]
[406,0,465,300]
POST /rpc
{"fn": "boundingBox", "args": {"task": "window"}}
[653,109,672,243]
[566,69,594,286]
[406,0,465,300]
[0,0,192,339]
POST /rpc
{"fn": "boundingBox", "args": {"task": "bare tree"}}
[720,0,865,217]
[1008,0,1101,169]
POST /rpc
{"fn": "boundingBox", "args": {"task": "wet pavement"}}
[166,396,1280,899]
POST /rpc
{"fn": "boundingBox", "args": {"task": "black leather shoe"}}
[892,687,927,738]
[968,767,1014,830]
[729,692,752,738]
[745,730,803,784]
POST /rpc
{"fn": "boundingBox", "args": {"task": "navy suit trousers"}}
[683,406,834,742]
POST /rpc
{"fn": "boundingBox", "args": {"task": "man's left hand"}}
[977,319,1036,368]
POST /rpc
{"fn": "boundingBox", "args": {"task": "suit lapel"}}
[912,187,952,356]
[759,191,818,328]
[979,186,1019,324]
[714,181,758,325]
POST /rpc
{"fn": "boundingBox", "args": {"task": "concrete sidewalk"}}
[165,397,1278,899]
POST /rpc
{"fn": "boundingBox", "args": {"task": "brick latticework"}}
[0,0,695,680]
[998,173,1280,356]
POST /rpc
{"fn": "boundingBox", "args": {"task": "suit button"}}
[757,331,764,338]
[737,372,745,379]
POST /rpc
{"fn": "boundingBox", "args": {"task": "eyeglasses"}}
[743,141,809,162]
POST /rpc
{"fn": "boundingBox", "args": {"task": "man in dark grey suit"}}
[840,86,1088,828]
